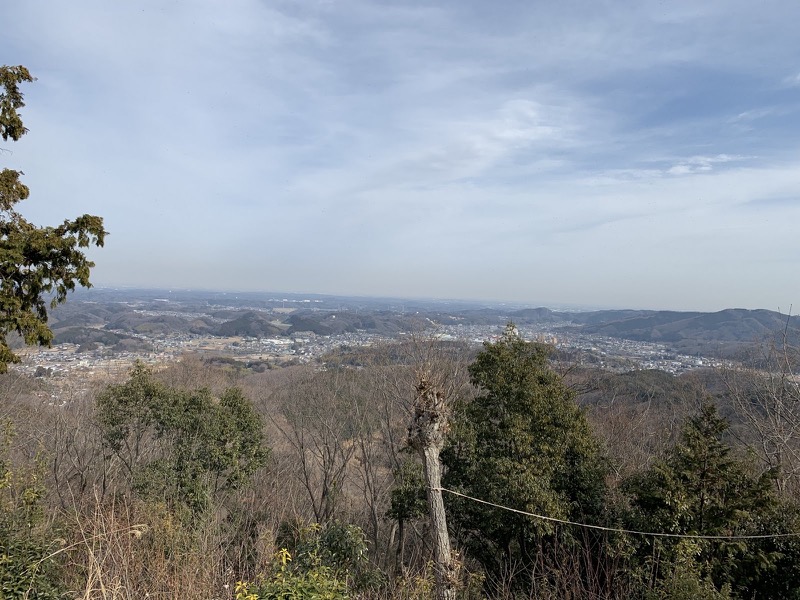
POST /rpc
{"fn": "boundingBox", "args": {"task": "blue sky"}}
[3,1,800,311]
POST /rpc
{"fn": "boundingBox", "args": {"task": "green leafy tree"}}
[624,402,800,598]
[442,324,608,583]
[0,65,106,372]
[96,363,268,515]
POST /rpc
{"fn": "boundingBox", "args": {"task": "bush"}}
[237,520,386,599]
[238,548,348,600]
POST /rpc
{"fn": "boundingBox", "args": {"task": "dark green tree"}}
[0,65,105,372]
[387,456,428,572]
[442,324,608,583]
[624,402,800,598]
[96,363,268,515]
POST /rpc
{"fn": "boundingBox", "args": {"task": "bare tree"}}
[271,367,368,523]
[351,348,429,570]
[580,369,700,478]
[724,325,800,494]
[350,368,401,564]
[404,335,471,600]
[50,389,107,508]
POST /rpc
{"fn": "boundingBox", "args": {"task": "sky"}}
[3,1,800,311]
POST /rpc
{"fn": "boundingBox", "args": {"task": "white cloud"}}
[730,108,777,123]
[4,0,800,310]
[405,99,579,182]
[782,72,800,87]
[667,154,750,176]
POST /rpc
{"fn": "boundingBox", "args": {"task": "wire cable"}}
[434,487,800,540]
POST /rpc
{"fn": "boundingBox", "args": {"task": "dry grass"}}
[58,492,251,600]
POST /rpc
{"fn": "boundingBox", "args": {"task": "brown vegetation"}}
[1,334,799,599]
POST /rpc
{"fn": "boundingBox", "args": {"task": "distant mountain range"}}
[47,289,799,359]
[507,307,800,356]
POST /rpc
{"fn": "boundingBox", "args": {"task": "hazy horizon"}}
[74,285,797,316]
[4,2,800,312]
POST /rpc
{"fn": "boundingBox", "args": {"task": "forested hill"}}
[510,307,800,355]
[47,289,800,359]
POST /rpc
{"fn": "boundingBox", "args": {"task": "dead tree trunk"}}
[408,378,456,600]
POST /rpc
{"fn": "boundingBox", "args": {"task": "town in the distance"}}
[15,287,799,383]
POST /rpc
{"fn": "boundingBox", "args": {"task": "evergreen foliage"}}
[0,66,106,372]
[624,402,800,598]
[237,521,383,599]
[237,547,349,600]
[387,457,428,524]
[2,324,799,596]
[442,324,608,582]
[276,520,381,591]
[96,363,268,515]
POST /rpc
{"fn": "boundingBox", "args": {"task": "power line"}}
[435,487,800,541]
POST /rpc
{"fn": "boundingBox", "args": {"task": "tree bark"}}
[408,379,456,600]
[422,444,456,600]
